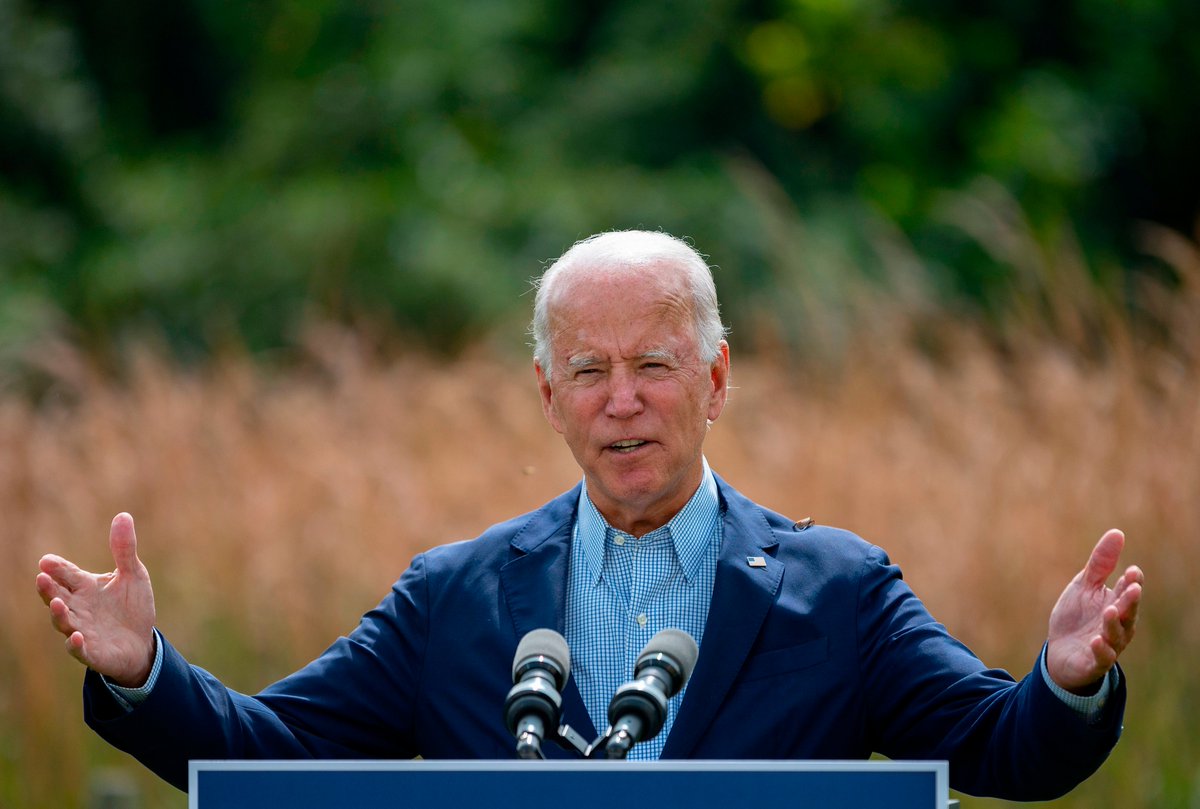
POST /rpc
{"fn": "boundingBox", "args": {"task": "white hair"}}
[530,231,727,378]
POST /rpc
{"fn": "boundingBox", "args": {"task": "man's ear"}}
[535,360,564,434]
[706,341,731,423]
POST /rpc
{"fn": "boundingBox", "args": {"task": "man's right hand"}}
[36,512,157,688]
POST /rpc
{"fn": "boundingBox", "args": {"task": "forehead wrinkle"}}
[545,270,700,376]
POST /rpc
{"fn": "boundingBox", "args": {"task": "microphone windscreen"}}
[512,627,571,682]
[638,628,699,682]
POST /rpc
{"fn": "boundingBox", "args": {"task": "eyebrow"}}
[565,349,680,369]
[639,349,679,363]
[566,355,603,370]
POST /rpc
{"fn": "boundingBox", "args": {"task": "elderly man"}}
[37,231,1143,799]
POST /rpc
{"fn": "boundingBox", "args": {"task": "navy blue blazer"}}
[83,477,1124,798]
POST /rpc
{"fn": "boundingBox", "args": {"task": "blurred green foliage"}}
[1,0,1198,369]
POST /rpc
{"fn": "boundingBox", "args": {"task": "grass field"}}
[2,278,1198,807]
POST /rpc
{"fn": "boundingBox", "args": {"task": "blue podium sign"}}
[190,759,950,809]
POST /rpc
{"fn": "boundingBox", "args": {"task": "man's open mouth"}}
[608,439,648,453]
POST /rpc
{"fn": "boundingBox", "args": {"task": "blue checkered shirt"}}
[565,460,723,760]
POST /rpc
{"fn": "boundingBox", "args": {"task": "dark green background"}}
[2,0,1197,370]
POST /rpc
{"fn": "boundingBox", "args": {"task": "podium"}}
[189,760,956,808]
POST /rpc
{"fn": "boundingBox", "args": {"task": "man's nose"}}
[605,371,644,418]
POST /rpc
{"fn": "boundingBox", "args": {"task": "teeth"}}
[610,439,645,450]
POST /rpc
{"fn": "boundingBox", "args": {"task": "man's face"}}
[535,263,729,536]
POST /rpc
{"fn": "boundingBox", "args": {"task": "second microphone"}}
[604,628,699,759]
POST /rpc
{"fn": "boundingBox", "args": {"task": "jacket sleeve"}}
[856,545,1125,800]
[83,554,432,791]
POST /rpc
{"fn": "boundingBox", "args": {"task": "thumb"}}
[1082,528,1125,587]
[109,512,142,574]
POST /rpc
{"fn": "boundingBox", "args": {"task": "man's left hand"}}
[1046,528,1144,694]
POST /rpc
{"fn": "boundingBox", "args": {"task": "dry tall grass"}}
[3,249,1199,807]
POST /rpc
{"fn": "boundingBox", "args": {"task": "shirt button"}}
[614,535,625,546]
[636,613,648,627]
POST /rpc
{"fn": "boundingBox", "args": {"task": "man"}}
[37,230,1143,799]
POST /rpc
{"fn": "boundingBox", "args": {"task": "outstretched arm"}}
[1046,528,1144,694]
[36,513,157,688]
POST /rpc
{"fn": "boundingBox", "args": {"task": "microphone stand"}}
[527,723,632,759]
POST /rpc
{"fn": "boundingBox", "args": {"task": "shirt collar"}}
[575,458,720,585]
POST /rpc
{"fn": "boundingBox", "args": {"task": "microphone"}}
[604,628,699,759]
[503,628,571,759]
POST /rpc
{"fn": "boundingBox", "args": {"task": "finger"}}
[109,513,141,575]
[1100,604,1121,643]
[48,596,77,637]
[1082,529,1125,587]
[35,571,69,606]
[1110,564,1144,600]
[65,631,89,665]
[1089,634,1117,672]
[1100,601,1138,656]
[38,554,90,593]
[1115,581,1142,628]
[1122,564,1145,587]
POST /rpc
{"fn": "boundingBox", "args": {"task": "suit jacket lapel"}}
[498,484,598,741]
[661,479,783,758]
